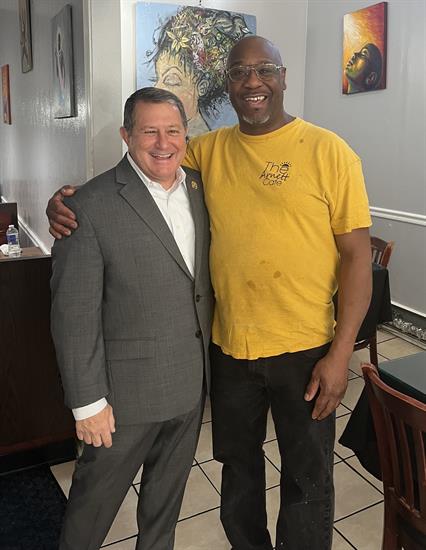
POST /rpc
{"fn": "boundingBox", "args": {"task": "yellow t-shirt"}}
[184,118,372,359]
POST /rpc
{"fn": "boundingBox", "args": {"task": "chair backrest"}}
[0,202,18,245]
[371,236,395,267]
[362,363,426,543]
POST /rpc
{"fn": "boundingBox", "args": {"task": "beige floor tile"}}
[202,396,211,423]
[101,536,137,549]
[348,349,388,377]
[348,348,371,376]
[200,455,280,492]
[341,377,365,411]
[266,410,276,441]
[264,439,280,469]
[336,403,351,418]
[133,464,143,485]
[179,465,220,520]
[266,485,280,537]
[103,488,139,546]
[334,462,382,521]
[377,328,395,343]
[377,338,423,360]
[50,460,75,497]
[345,456,383,492]
[175,508,228,549]
[347,369,358,380]
[335,501,384,549]
[334,414,353,459]
[332,529,354,549]
[195,421,213,463]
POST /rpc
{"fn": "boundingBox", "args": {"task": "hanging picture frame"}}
[2,65,11,124]
[18,0,33,73]
[342,2,388,95]
[51,4,75,118]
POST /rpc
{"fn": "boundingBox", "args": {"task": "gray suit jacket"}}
[51,156,213,425]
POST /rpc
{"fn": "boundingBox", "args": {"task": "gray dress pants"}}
[59,396,204,550]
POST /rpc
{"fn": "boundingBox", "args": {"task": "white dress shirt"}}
[73,154,196,420]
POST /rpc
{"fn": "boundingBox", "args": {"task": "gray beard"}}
[242,113,271,126]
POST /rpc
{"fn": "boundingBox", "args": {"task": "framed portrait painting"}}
[51,4,75,118]
[18,0,33,73]
[136,2,256,137]
[342,2,388,95]
[2,65,11,125]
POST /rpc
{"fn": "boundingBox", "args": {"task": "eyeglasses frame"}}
[225,63,285,83]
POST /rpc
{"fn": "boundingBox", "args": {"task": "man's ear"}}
[281,67,287,91]
[120,126,129,146]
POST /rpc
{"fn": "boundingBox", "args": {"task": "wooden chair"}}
[371,236,395,268]
[362,364,426,550]
[353,236,395,365]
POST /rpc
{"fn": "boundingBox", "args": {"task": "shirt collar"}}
[127,152,186,193]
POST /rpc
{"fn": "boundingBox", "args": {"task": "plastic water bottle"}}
[6,225,21,257]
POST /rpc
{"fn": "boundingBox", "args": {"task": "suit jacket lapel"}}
[116,156,193,280]
[185,170,206,283]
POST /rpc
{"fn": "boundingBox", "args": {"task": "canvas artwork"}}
[51,4,75,118]
[18,0,33,73]
[136,2,256,137]
[2,65,11,124]
[342,2,387,95]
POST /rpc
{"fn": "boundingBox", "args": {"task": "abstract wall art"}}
[136,2,256,137]
[343,2,387,95]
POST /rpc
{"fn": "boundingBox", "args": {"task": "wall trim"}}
[370,206,426,227]
[1,195,50,255]
[392,300,426,319]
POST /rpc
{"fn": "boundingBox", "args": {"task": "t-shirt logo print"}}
[259,161,291,186]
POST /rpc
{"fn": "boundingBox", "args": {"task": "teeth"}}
[152,153,172,159]
[245,96,266,103]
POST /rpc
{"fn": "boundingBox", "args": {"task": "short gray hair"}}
[123,87,188,133]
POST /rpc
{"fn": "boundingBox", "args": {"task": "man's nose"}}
[244,67,263,86]
[155,132,169,148]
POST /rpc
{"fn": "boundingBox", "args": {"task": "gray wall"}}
[0,0,87,250]
[304,0,426,315]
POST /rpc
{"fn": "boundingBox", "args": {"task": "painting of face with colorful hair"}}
[136,4,256,137]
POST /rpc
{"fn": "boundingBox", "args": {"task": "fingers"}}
[304,375,320,402]
[49,226,63,240]
[108,409,116,434]
[74,406,115,449]
[60,185,78,196]
[76,428,113,448]
[311,394,341,421]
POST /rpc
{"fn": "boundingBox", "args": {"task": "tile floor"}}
[50,329,424,549]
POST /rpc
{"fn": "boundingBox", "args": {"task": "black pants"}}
[210,343,335,550]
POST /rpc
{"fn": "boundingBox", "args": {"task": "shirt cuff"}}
[72,398,108,420]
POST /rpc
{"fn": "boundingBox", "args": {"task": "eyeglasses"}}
[225,63,285,82]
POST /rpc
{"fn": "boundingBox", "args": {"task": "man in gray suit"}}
[50,87,213,550]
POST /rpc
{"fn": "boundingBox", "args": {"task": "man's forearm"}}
[330,253,372,359]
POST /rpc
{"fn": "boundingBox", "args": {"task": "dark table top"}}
[378,351,426,404]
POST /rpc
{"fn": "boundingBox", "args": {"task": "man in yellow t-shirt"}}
[47,36,372,550]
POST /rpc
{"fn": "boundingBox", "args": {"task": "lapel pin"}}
[191,180,198,190]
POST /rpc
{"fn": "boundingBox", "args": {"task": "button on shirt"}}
[73,153,196,420]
